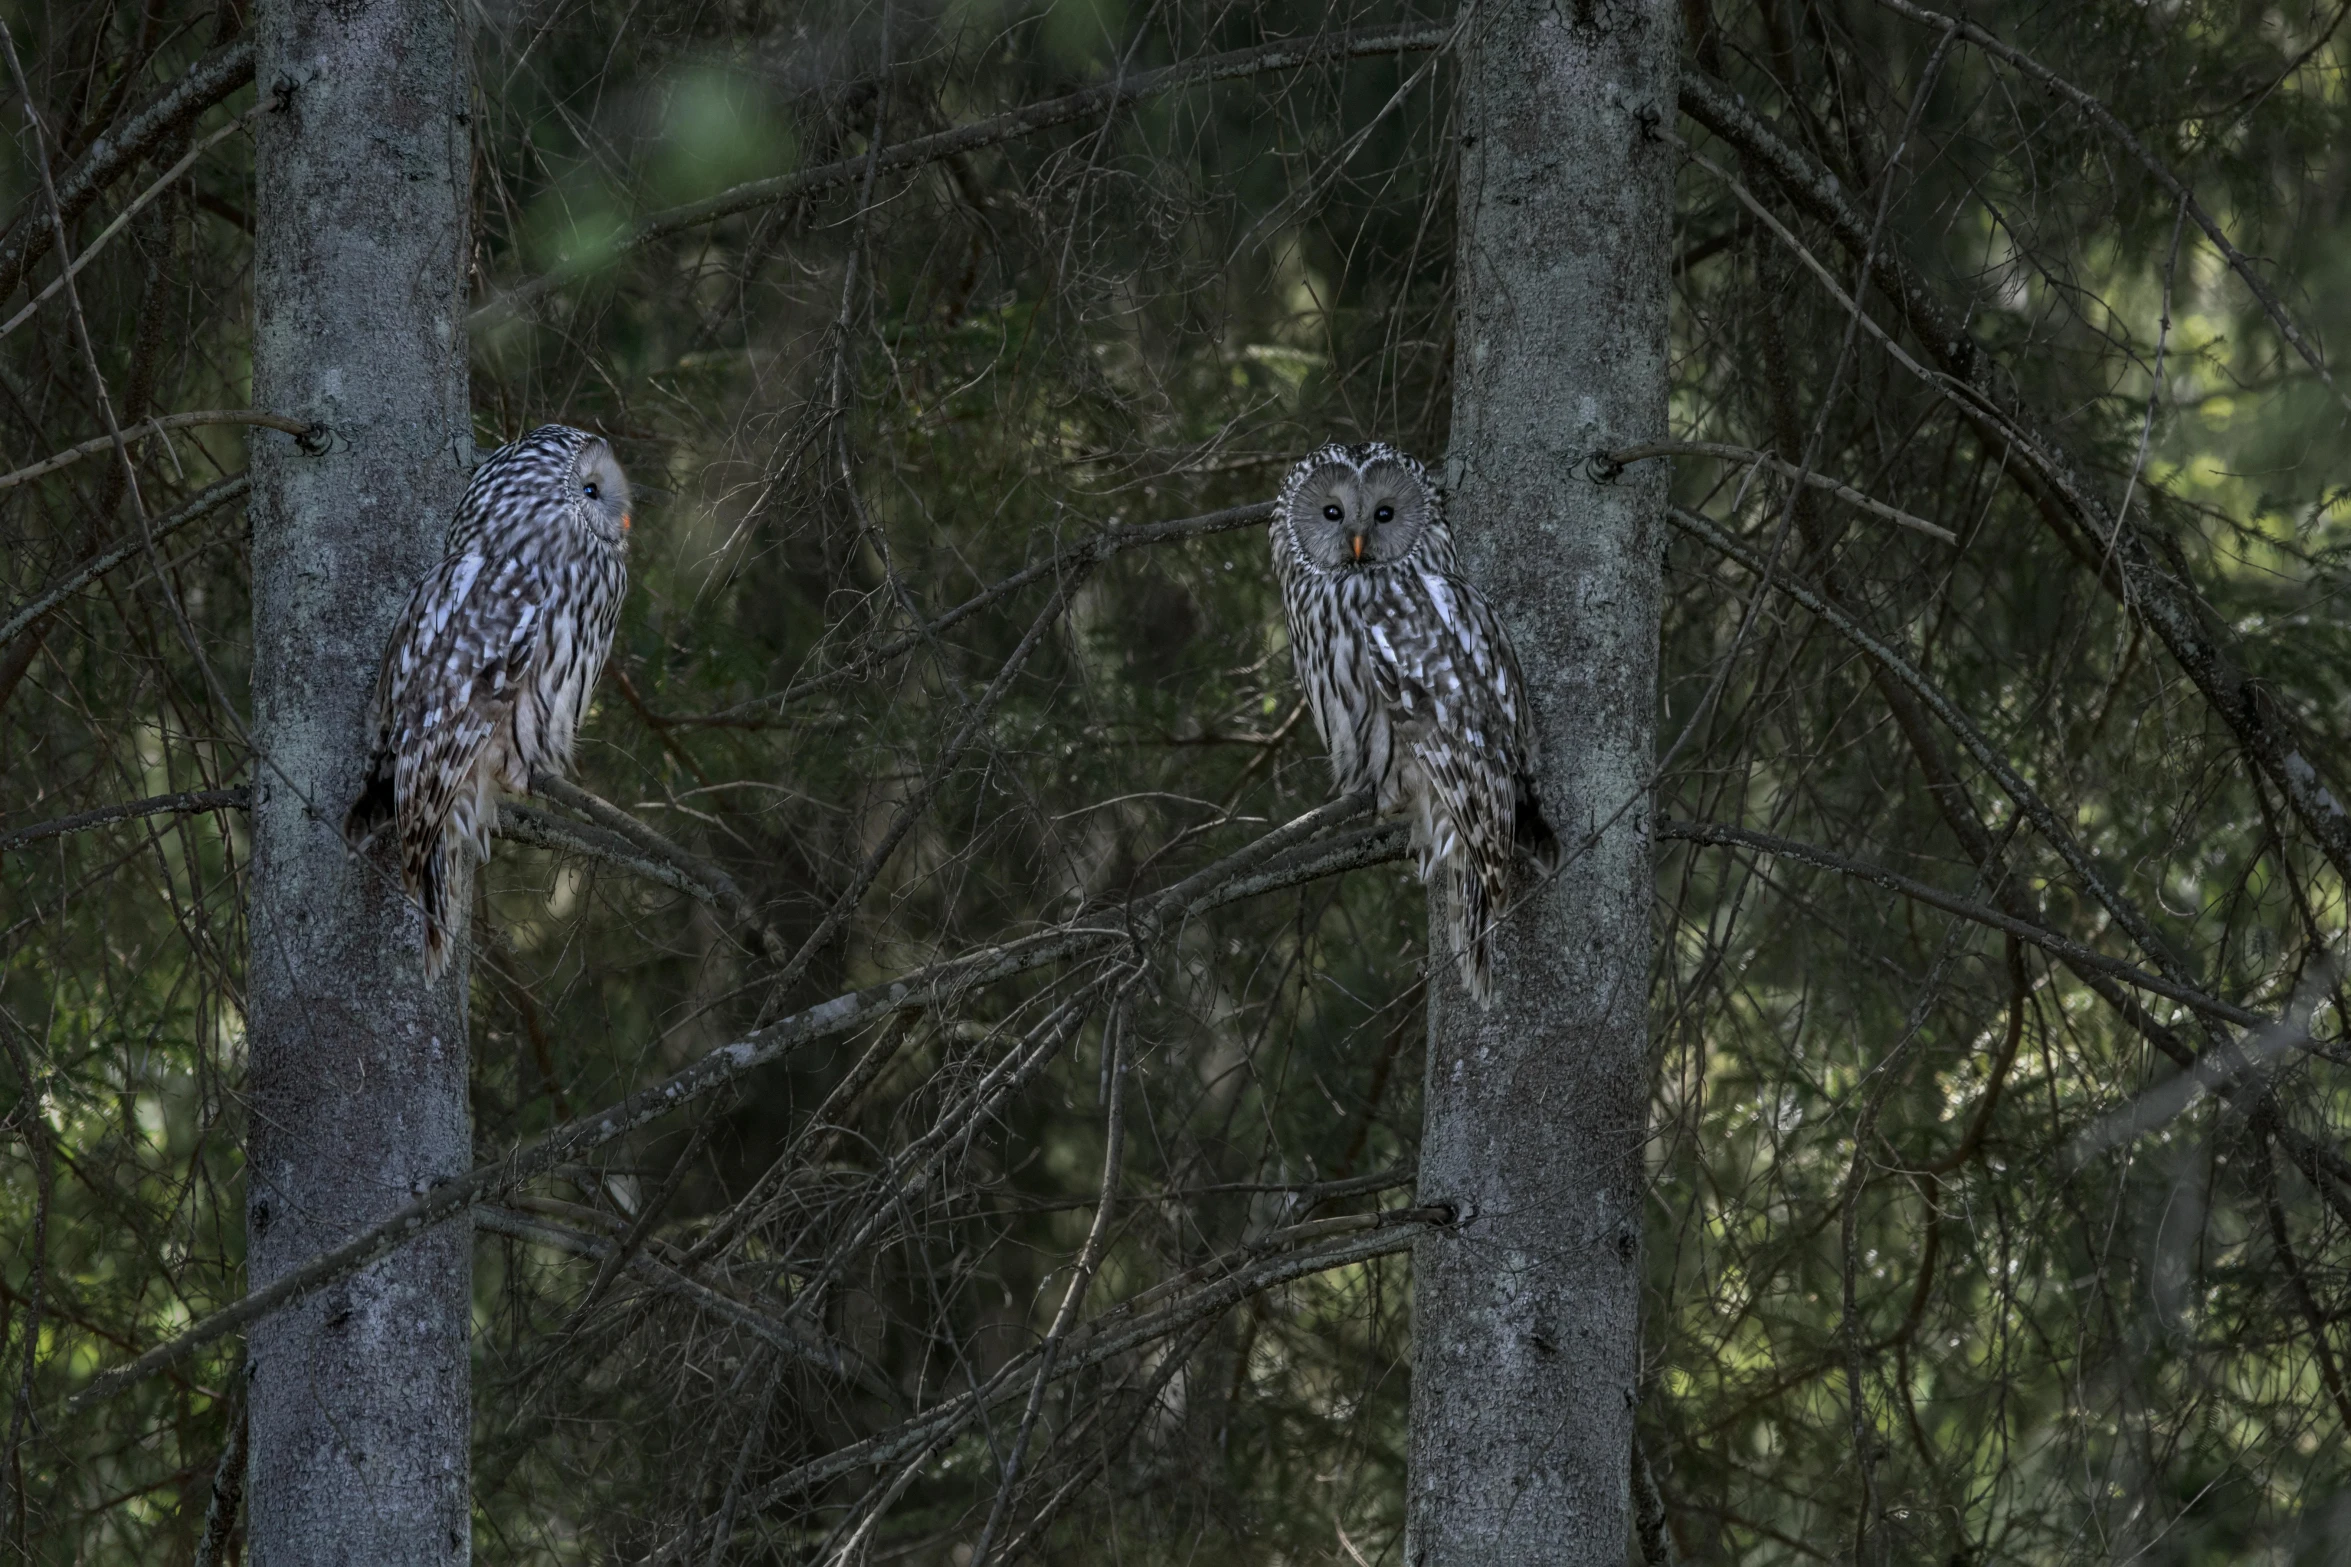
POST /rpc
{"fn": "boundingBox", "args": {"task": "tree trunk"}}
[245,4,475,1562]
[1408,5,1677,1562]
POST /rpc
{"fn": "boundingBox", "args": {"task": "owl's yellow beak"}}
[1350,532,1367,561]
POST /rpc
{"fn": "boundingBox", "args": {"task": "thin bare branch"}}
[56,794,1383,1415]
[1872,0,2351,414]
[0,475,248,648]
[0,411,314,494]
[523,775,786,960]
[757,567,1099,1013]
[1599,441,1955,543]
[1677,62,2351,898]
[656,1215,1440,1563]
[473,1206,895,1401]
[692,500,1274,724]
[0,99,269,343]
[0,786,247,856]
[0,34,255,302]
[498,802,722,905]
[1657,819,2260,1027]
[1666,504,2203,996]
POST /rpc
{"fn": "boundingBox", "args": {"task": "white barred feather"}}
[1270,441,1556,1004]
[347,424,632,978]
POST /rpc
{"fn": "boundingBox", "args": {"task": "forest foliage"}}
[5,0,2351,1561]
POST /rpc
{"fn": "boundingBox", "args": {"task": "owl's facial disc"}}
[1291,458,1431,570]
[573,442,633,538]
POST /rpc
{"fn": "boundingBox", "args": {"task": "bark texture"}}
[1408,4,1677,1561]
[245,3,475,1561]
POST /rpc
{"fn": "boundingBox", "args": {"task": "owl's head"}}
[555,429,632,544]
[1276,442,1445,573]
[477,424,635,542]
[571,439,630,542]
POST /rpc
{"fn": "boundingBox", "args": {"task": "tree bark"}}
[1408,4,1677,1562]
[245,4,475,1562]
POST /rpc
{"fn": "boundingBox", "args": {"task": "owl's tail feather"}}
[349,757,458,981]
[417,835,454,982]
[1450,863,1497,1008]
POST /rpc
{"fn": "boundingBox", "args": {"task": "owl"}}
[1270,442,1557,1005]
[345,424,633,979]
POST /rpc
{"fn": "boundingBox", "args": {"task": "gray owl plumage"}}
[1270,441,1557,1004]
[346,424,633,978]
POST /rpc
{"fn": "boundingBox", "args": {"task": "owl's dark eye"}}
[582,481,601,500]
[1322,503,1343,522]
[1374,504,1394,523]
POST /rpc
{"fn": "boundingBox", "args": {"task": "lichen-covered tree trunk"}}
[1408,4,1677,1560]
[245,3,475,1561]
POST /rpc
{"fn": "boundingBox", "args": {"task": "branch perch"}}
[57,794,1379,1415]
[524,774,786,960]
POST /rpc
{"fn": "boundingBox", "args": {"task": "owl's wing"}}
[1367,572,1533,873]
[1365,570,1541,1001]
[1365,570,1530,781]
[380,548,549,867]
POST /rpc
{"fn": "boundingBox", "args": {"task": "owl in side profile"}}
[346,424,633,978]
[1270,442,1557,1005]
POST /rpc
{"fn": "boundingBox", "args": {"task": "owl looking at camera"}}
[1270,441,1557,1005]
[346,424,633,979]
